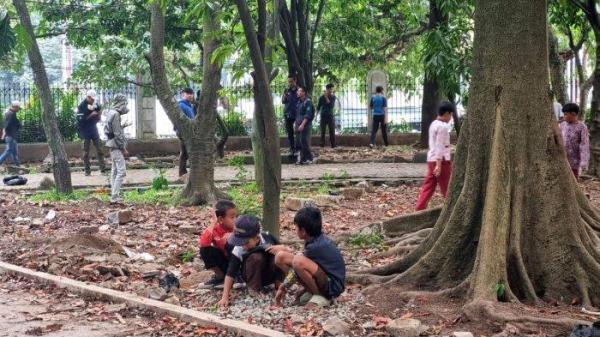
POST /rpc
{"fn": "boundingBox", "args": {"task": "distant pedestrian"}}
[77,90,107,176]
[177,88,196,177]
[560,103,589,181]
[104,94,129,204]
[553,100,563,122]
[369,86,388,148]
[317,84,337,148]
[295,86,315,165]
[282,76,299,158]
[0,101,22,167]
[415,101,455,211]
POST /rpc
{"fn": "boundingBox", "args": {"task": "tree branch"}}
[309,0,325,65]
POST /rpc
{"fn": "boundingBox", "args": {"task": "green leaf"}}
[14,23,32,51]
[0,12,17,59]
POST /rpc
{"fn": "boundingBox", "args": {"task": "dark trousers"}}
[242,251,284,291]
[370,115,389,146]
[199,246,229,275]
[285,118,296,153]
[296,124,313,162]
[178,136,188,176]
[82,137,106,173]
[320,114,336,148]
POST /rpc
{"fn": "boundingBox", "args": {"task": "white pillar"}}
[135,75,156,139]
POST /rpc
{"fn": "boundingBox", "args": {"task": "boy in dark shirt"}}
[217,216,283,307]
[198,200,237,289]
[282,76,299,157]
[294,86,315,165]
[317,84,337,148]
[270,207,346,307]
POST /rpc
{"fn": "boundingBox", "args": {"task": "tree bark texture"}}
[13,0,72,194]
[235,0,282,237]
[362,0,600,308]
[548,27,568,105]
[148,2,225,205]
[419,0,447,148]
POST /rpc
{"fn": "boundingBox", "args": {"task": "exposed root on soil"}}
[381,207,440,236]
[463,300,590,331]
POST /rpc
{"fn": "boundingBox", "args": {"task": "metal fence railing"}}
[2,82,423,142]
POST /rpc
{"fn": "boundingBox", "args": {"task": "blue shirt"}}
[370,95,387,116]
[304,234,345,298]
[178,100,195,119]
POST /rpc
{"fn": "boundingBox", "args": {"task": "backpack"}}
[3,175,27,186]
[570,322,600,337]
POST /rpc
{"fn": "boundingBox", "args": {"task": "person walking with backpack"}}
[0,100,22,168]
[77,90,107,176]
[104,94,129,204]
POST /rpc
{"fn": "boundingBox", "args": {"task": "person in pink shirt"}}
[559,103,589,181]
[415,102,455,211]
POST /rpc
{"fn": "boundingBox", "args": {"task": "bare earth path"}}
[0,162,426,191]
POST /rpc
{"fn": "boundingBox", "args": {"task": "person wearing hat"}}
[0,100,22,167]
[217,215,284,307]
[104,94,129,204]
[77,89,107,175]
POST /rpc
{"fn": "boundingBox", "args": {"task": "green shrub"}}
[227,155,249,181]
[180,251,195,263]
[29,189,90,202]
[348,231,384,248]
[123,188,181,205]
[220,112,247,136]
[229,182,261,217]
[151,167,169,191]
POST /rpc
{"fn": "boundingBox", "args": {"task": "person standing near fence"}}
[415,101,455,211]
[104,94,129,204]
[369,86,389,148]
[177,88,196,177]
[317,84,337,148]
[282,76,299,158]
[0,101,22,168]
[77,90,107,176]
[295,86,315,165]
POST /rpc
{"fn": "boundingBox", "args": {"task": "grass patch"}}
[180,251,195,263]
[348,231,385,249]
[229,182,262,217]
[30,189,91,203]
[123,188,182,205]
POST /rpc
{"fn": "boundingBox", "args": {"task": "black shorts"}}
[199,247,229,274]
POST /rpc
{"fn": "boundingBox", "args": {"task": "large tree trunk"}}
[147,2,225,205]
[359,0,600,314]
[13,0,72,193]
[588,33,600,177]
[549,27,568,105]
[235,0,282,237]
[418,1,447,148]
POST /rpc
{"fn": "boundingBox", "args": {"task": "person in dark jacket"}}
[0,101,22,167]
[295,86,315,164]
[317,84,337,148]
[282,76,299,157]
[77,90,107,175]
[217,216,284,307]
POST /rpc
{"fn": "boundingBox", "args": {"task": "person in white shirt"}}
[415,101,455,210]
[553,101,563,121]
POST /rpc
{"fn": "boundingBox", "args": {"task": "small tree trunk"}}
[588,33,600,177]
[419,77,442,147]
[251,87,265,190]
[13,0,72,193]
[548,27,567,104]
[147,2,224,205]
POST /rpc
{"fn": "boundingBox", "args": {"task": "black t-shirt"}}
[226,232,279,277]
[282,87,299,119]
[317,94,336,116]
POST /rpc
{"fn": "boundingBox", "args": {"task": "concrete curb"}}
[0,261,287,337]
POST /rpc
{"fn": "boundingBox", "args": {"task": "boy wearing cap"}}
[104,94,129,204]
[77,90,107,175]
[270,207,346,307]
[0,101,22,167]
[217,216,283,307]
[198,200,237,289]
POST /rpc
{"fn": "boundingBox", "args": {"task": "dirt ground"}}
[0,178,598,336]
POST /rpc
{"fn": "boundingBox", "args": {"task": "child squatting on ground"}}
[217,216,283,307]
[268,206,346,307]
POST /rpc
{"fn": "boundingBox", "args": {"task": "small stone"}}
[44,210,57,222]
[107,210,133,225]
[99,225,110,232]
[452,332,474,337]
[178,225,197,234]
[148,288,168,300]
[386,318,427,337]
[38,176,56,190]
[29,218,44,229]
[164,296,180,305]
[180,270,213,289]
[314,195,342,207]
[356,181,375,193]
[284,197,316,211]
[322,317,350,336]
[340,187,365,200]
[79,226,99,235]
[290,314,304,324]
